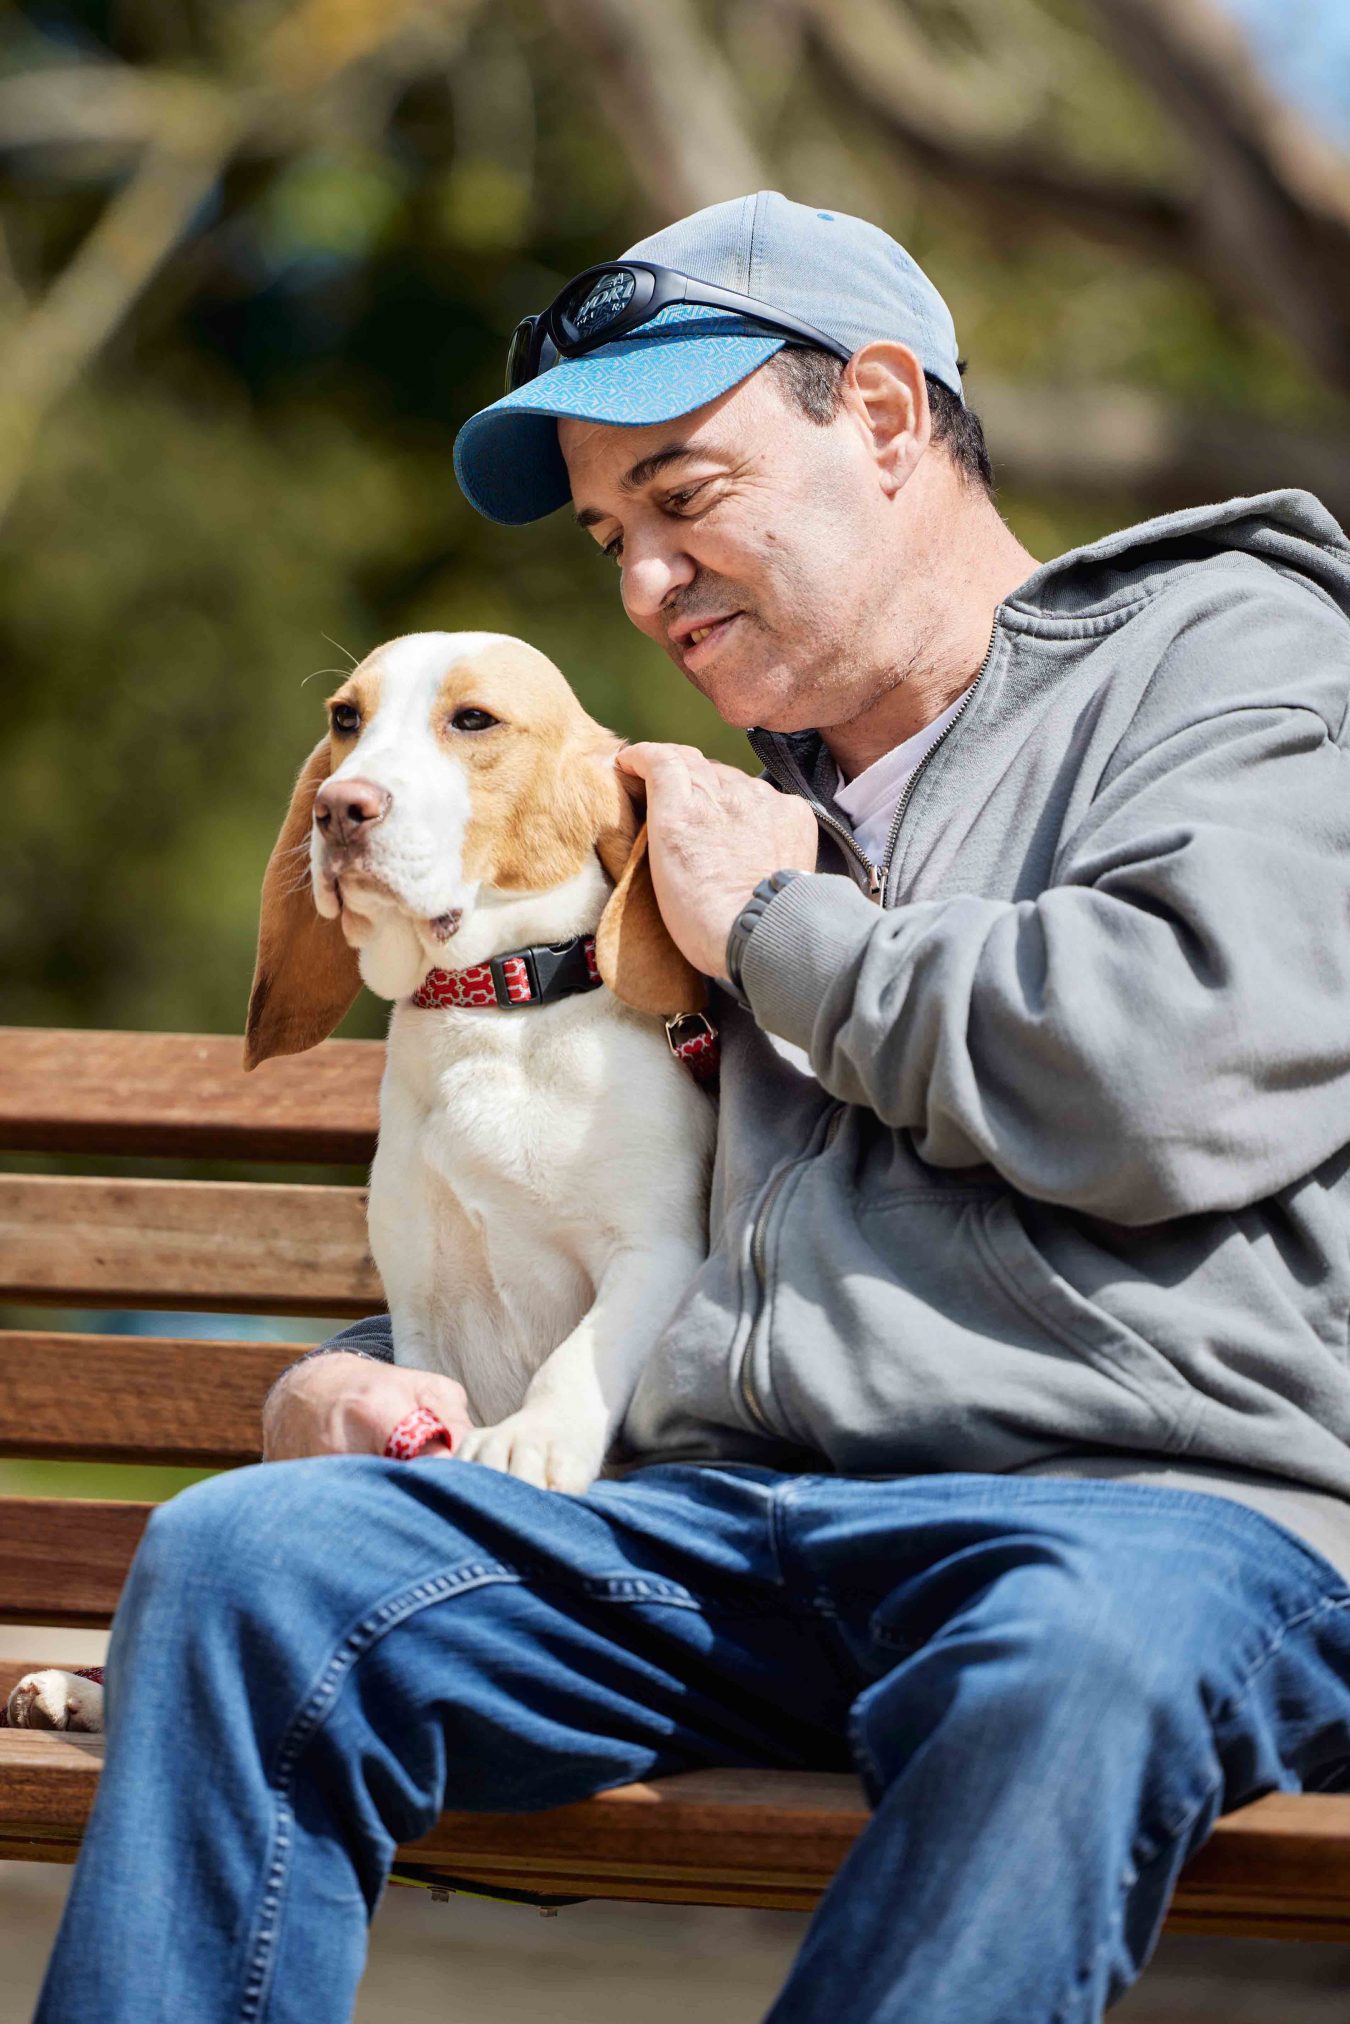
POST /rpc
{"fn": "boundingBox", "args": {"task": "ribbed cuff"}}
[739,871,880,1050]
[294,1316,395,1370]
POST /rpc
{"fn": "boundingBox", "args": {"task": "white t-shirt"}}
[762,690,970,1078]
[832,689,969,868]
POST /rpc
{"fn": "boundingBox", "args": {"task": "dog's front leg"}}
[456,1239,701,1493]
[368,1080,461,1381]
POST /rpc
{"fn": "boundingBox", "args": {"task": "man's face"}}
[559,362,915,735]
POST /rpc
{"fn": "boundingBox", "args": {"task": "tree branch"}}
[539,0,766,222]
[0,0,486,525]
[785,0,1190,261]
[1087,0,1350,388]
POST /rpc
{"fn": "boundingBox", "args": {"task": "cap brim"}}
[453,325,786,526]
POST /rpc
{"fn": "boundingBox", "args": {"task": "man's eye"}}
[602,535,623,563]
[331,702,361,734]
[667,484,707,512]
[451,706,499,732]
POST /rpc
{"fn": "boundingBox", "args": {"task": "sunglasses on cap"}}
[504,260,852,395]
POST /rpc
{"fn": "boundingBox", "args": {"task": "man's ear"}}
[243,739,362,1070]
[845,339,929,495]
[593,761,706,1018]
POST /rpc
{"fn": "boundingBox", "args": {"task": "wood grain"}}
[0,1500,150,1625]
[0,1331,298,1464]
[0,1026,381,1163]
[0,1174,384,1316]
[2,1725,1348,1936]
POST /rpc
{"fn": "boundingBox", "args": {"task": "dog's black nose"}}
[314,778,391,847]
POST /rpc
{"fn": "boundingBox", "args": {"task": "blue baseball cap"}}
[452,191,963,526]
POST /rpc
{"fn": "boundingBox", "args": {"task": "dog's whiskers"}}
[321,632,360,669]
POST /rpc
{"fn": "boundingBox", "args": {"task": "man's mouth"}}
[679,613,742,667]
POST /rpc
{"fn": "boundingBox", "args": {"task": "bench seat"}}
[3,1026,1350,1939]
[4,1701,1350,1936]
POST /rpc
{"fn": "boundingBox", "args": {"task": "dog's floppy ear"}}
[593,764,706,1017]
[244,738,362,1070]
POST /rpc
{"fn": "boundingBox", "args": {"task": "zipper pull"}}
[866,862,883,902]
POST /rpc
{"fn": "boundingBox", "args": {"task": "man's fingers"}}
[617,741,711,783]
[612,751,646,806]
[414,1371,477,1450]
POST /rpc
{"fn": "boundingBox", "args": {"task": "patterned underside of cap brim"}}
[453,306,787,525]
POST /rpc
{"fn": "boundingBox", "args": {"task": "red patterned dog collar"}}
[411,934,601,1011]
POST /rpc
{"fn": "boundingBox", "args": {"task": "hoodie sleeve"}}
[739,580,1350,1226]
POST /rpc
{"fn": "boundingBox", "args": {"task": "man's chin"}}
[694,664,822,736]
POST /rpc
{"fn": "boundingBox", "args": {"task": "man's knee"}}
[858,1518,1207,1786]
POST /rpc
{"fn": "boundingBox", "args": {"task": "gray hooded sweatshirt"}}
[322,491,1350,1575]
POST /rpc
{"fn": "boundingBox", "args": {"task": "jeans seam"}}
[1053,1598,1350,2019]
[1050,1771,1222,2024]
[845,1693,886,1806]
[236,1559,521,2023]
[1136,1592,1350,1865]
[1211,1591,1350,1742]
[766,1474,807,1587]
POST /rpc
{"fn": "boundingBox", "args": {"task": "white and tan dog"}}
[252,628,716,1487]
[6,630,714,1734]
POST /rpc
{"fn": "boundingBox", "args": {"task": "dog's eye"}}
[452,707,499,733]
[331,703,361,735]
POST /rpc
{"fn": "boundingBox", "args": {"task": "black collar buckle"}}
[488,937,601,1009]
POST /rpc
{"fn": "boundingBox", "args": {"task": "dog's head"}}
[244,631,704,1069]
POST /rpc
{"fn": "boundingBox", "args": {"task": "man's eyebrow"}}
[572,442,698,530]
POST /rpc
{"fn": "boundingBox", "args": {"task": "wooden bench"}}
[4,1023,1350,1938]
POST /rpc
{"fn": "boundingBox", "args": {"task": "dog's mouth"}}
[330,868,392,912]
[330,874,463,945]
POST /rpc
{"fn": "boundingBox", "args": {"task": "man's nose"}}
[621,540,695,623]
[313,778,391,847]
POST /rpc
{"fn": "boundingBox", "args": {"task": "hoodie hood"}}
[1003,488,1350,627]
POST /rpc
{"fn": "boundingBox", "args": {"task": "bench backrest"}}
[0,1026,384,1629]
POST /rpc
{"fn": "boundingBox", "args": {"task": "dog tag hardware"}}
[666,1011,720,1089]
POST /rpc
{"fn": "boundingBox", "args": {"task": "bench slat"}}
[1,1725,1347,1935]
[0,1027,381,1164]
[0,1331,298,1464]
[0,1499,150,1626]
[0,1174,383,1316]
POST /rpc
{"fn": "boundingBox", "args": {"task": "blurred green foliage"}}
[0,0,1342,1051]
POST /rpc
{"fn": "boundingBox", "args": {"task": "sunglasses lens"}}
[504,318,536,394]
[558,267,637,347]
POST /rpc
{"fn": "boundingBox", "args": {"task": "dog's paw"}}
[455,1413,605,1495]
[6,1668,105,1733]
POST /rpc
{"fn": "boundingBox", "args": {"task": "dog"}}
[6,631,716,1734]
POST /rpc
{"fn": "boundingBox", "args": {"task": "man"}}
[37,193,1350,2022]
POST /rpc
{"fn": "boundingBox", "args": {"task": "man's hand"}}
[262,1351,477,1462]
[616,743,818,979]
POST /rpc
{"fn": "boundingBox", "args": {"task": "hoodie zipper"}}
[739,1104,845,1431]
[753,619,1000,907]
[735,621,1000,1430]
[872,621,999,905]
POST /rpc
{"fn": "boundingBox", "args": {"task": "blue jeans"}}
[35,1460,1350,2022]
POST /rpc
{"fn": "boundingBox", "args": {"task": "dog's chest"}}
[370,997,651,1410]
